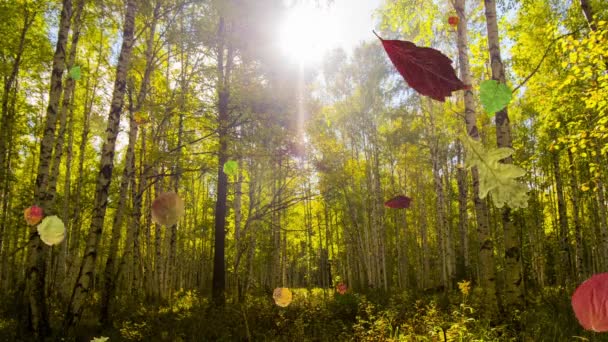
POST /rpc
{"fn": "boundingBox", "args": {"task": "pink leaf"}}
[24,205,44,226]
[336,282,348,295]
[151,192,185,226]
[572,273,608,332]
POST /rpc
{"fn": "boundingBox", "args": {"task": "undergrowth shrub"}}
[3,284,607,341]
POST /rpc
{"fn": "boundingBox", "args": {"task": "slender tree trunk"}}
[234,162,243,297]
[417,173,430,290]
[100,111,136,325]
[129,144,145,295]
[65,52,100,283]
[276,157,284,287]
[26,0,73,337]
[48,0,84,294]
[47,0,84,208]
[0,3,36,201]
[428,114,448,290]
[595,153,608,269]
[456,141,469,279]
[212,17,233,305]
[0,3,37,276]
[551,150,572,284]
[455,0,497,311]
[484,0,523,309]
[372,143,387,290]
[168,25,186,297]
[109,0,158,312]
[64,0,137,330]
[567,151,584,281]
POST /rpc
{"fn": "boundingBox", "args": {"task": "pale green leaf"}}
[37,215,66,246]
[223,160,238,177]
[479,80,512,116]
[461,135,528,209]
[69,66,81,80]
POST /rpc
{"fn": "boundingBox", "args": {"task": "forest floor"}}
[0,287,605,341]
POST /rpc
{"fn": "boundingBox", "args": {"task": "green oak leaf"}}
[479,80,512,116]
[223,160,238,177]
[69,66,81,80]
[462,135,528,208]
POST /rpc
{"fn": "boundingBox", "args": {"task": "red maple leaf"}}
[384,195,412,209]
[374,31,468,102]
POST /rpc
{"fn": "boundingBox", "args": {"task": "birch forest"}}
[1,0,608,340]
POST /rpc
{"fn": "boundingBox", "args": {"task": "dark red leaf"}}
[448,16,459,27]
[572,273,608,332]
[374,32,468,102]
[384,195,412,209]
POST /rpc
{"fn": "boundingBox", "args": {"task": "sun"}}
[279,3,339,65]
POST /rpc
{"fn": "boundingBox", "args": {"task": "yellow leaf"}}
[273,288,293,307]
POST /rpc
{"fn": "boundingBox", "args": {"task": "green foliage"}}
[69,65,81,80]
[119,320,148,341]
[462,135,529,208]
[223,160,238,177]
[479,79,512,116]
[520,287,606,341]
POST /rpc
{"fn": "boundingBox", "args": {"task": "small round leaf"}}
[151,192,185,226]
[37,216,66,246]
[69,66,81,80]
[336,282,348,295]
[273,287,293,307]
[24,205,44,226]
[223,160,238,177]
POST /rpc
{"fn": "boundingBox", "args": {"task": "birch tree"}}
[65,0,137,330]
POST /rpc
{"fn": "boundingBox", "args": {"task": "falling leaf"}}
[374,31,468,102]
[479,80,512,116]
[461,136,528,208]
[384,195,412,209]
[336,282,348,295]
[24,205,44,226]
[273,287,293,307]
[151,192,185,226]
[448,16,459,27]
[572,273,608,332]
[37,216,66,246]
[223,160,238,177]
[69,66,81,80]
